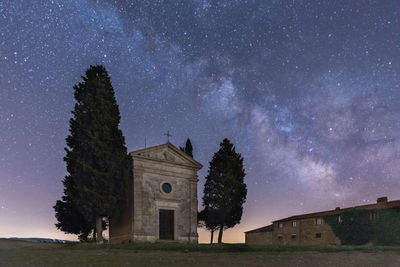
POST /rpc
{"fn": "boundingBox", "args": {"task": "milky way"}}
[1,1,400,243]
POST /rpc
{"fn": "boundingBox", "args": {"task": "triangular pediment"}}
[130,142,202,169]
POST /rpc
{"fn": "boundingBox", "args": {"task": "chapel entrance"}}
[159,209,174,240]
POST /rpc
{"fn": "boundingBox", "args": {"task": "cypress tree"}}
[180,138,193,157]
[54,65,132,243]
[198,208,219,244]
[54,174,92,241]
[184,138,193,157]
[202,138,247,244]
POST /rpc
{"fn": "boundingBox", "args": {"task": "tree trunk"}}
[218,224,224,244]
[96,216,103,244]
[210,229,214,244]
[92,228,96,242]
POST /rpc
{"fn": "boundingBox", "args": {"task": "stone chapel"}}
[109,142,202,243]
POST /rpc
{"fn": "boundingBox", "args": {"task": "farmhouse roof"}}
[273,197,400,223]
[245,224,273,233]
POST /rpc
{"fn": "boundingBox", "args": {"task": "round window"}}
[161,182,172,193]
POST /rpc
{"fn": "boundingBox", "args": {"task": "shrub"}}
[374,208,400,245]
[325,209,373,245]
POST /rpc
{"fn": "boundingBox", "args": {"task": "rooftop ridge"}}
[273,199,400,223]
[245,224,273,233]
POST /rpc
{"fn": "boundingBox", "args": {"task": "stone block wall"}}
[245,231,273,245]
[110,143,201,244]
[272,217,340,245]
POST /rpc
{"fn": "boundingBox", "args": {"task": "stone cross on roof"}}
[164,131,172,142]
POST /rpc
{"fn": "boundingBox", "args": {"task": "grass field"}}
[1,239,400,266]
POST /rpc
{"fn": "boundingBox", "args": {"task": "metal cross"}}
[164,131,172,142]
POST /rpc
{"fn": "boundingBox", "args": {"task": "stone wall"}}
[245,231,273,245]
[272,217,340,245]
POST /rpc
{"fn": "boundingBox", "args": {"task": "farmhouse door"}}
[159,209,174,240]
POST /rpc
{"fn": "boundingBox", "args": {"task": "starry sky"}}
[1,0,400,243]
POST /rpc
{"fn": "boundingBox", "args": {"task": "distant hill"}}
[8,237,76,243]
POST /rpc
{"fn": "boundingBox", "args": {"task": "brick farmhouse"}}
[245,197,400,245]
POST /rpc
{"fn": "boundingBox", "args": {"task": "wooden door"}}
[159,209,174,240]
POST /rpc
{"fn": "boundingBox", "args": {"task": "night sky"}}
[1,1,400,243]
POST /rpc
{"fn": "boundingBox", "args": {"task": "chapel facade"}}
[109,142,202,243]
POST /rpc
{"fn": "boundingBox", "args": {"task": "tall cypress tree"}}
[54,65,132,243]
[180,138,193,157]
[184,138,193,157]
[202,138,247,244]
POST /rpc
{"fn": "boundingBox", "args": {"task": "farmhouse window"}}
[292,221,297,227]
[316,233,322,238]
[316,218,322,225]
[291,234,296,239]
[278,223,283,228]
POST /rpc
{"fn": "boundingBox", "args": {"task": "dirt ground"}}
[1,239,400,267]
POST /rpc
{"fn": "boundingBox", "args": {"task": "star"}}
[1,0,400,243]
